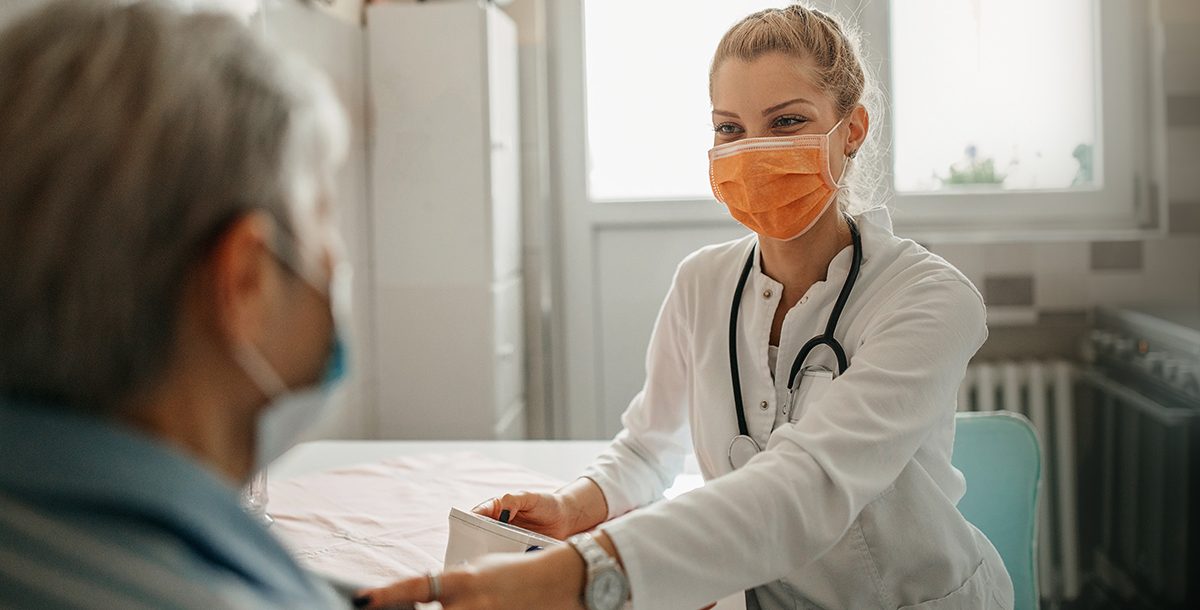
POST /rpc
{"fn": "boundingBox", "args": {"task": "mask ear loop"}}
[234,343,290,399]
[823,119,854,191]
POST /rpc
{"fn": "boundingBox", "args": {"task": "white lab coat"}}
[582,208,1014,610]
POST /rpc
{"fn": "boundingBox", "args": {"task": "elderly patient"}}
[0,1,353,607]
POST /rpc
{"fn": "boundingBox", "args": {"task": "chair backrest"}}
[952,411,1041,610]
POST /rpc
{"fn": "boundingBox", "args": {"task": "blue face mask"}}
[235,260,354,470]
[322,330,348,386]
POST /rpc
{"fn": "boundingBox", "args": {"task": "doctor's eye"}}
[714,122,743,136]
[772,115,809,130]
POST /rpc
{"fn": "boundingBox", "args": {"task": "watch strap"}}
[569,532,615,570]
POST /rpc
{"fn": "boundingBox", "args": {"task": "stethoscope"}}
[727,215,863,469]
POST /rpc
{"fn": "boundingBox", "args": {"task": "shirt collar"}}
[0,399,321,600]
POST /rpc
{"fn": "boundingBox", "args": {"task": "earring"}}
[847,149,859,159]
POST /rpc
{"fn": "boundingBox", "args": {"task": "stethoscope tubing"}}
[729,216,863,438]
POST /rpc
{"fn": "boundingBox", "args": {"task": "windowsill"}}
[898,224,1168,245]
[581,197,1172,244]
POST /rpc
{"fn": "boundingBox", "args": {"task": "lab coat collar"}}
[750,206,892,281]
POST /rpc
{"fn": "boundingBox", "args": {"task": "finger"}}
[354,576,430,609]
[496,492,540,519]
[471,498,499,518]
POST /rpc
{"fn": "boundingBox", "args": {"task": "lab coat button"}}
[762,289,773,299]
[759,400,769,410]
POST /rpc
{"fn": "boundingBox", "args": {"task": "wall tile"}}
[1169,201,1200,234]
[1090,241,1144,271]
[1168,95,1200,127]
[1037,309,1091,326]
[984,275,1035,307]
[1140,271,1200,307]
[1161,0,1200,24]
[975,321,1089,361]
[1033,242,1089,274]
[1167,128,1200,203]
[1086,273,1148,307]
[1086,263,1200,309]
[1164,24,1200,95]
[1035,272,1090,310]
[1143,236,1200,298]
[984,243,1035,275]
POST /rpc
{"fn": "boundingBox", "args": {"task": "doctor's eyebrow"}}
[711,97,817,120]
[760,98,815,116]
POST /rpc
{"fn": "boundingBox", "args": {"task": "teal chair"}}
[952,411,1042,610]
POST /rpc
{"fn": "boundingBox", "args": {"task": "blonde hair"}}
[710,3,884,214]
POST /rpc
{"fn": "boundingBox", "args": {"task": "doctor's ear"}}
[844,104,869,159]
[204,212,283,348]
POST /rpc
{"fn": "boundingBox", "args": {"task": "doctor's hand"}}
[473,478,609,540]
[354,544,588,610]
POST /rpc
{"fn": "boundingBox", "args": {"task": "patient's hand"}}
[354,544,588,610]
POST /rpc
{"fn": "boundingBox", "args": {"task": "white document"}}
[444,507,745,609]
[444,507,563,566]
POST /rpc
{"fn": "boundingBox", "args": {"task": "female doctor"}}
[359,4,1013,610]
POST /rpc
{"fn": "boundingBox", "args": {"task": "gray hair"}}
[0,0,348,411]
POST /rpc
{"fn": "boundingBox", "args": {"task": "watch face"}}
[588,569,628,610]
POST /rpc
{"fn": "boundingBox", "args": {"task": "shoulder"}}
[0,493,231,608]
[659,234,755,324]
[880,240,984,314]
[672,233,755,289]
[857,213,985,337]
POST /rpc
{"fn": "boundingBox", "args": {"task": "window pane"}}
[891,0,1099,193]
[583,0,790,201]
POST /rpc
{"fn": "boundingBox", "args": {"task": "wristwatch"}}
[567,532,630,610]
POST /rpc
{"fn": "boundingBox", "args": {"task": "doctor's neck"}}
[758,207,854,294]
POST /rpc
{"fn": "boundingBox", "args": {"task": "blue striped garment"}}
[0,400,347,609]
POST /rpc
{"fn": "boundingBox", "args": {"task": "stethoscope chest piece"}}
[728,434,761,470]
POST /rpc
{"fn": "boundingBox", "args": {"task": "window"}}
[578,0,1161,233]
[891,0,1098,193]
[583,0,789,201]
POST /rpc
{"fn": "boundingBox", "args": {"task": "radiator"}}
[959,360,1081,604]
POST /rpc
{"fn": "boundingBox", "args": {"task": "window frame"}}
[571,0,1168,240]
[869,0,1166,237]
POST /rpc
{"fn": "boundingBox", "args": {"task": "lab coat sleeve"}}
[599,277,987,610]
[581,261,695,520]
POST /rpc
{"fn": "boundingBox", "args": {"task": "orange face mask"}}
[709,121,845,241]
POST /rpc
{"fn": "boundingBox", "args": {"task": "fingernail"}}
[499,509,511,523]
[352,594,371,607]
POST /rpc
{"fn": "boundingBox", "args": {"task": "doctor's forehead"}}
[710,53,831,116]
